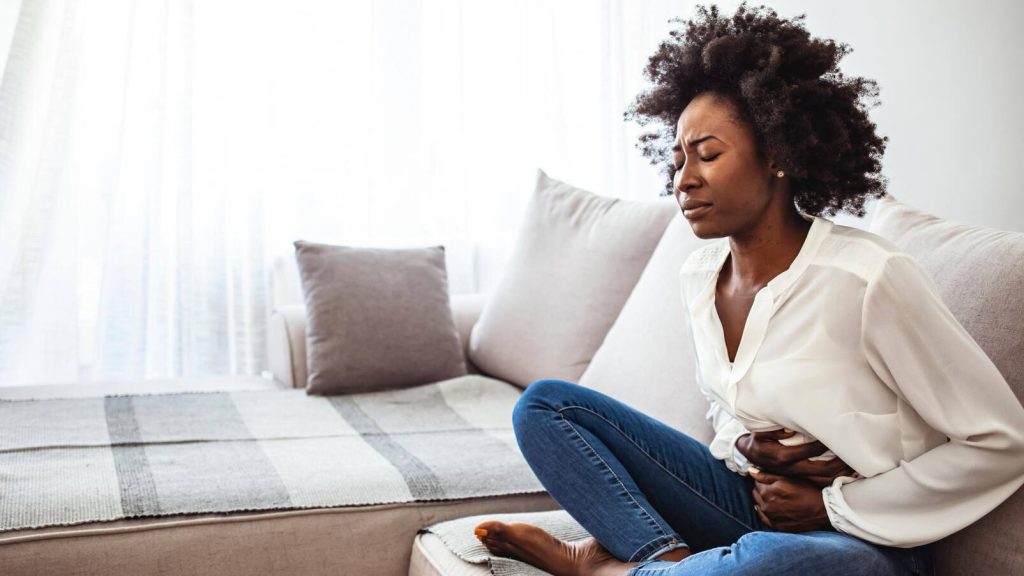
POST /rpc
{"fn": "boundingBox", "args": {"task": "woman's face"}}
[672,92,778,239]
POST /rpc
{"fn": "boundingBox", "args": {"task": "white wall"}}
[703,0,1024,232]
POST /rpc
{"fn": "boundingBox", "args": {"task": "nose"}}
[673,161,700,199]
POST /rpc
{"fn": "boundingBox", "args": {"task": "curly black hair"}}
[624,2,888,217]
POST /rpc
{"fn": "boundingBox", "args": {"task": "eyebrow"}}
[671,135,721,152]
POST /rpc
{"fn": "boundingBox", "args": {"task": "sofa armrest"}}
[266,294,487,388]
[267,305,309,388]
[451,294,486,375]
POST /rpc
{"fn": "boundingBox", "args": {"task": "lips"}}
[682,204,713,220]
[681,199,711,210]
[681,199,713,220]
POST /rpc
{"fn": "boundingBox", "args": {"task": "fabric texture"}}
[0,494,558,576]
[411,532,493,576]
[578,214,714,442]
[420,509,590,576]
[868,194,1024,576]
[679,212,1024,548]
[0,375,542,533]
[468,169,677,388]
[294,241,466,394]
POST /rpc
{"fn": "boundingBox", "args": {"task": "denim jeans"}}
[512,379,934,576]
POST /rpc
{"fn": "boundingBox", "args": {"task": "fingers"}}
[804,475,839,488]
[785,440,830,462]
[786,456,851,477]
[749,467,782,484]
[748,434,827,469]
[754,428,797,441]
[755,505,774,528]
[751,488,775,528]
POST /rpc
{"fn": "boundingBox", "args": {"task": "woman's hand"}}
[736,429,856,487]
[750,468,833,532]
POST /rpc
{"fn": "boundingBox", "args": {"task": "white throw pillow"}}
[579,215,714,442]
[468,169,677,388]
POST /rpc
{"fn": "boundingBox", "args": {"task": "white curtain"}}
[0,0,681,387]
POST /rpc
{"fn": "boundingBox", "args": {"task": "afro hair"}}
[624,2,889,217]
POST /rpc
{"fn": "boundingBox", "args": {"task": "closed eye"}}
[672,153,721,173]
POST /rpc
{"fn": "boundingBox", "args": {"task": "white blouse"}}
[679,213,1024,548]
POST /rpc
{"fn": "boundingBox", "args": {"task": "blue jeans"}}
[513,379,934,576]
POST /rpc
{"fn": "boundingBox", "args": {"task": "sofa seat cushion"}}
[0,493,559,576]
[412,532,493,576]
[410,510,590,576]
[0,375,544,532]
[0,374,559,576]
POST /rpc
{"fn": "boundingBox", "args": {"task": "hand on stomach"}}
[736,427,858,487]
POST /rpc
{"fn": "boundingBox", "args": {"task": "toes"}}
[474,520,509,541]
[480,537,515,558]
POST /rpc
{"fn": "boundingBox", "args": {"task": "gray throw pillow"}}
[293,241,467,395]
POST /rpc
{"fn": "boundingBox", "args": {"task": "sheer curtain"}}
[0,0,680,387]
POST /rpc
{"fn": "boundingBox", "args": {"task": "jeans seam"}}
[557,404,756,533]
[556,412,677,561]
[630,534,682,563]
[632,559,689,574]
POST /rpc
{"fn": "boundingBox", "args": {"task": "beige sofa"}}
[274,195,1023,576]
[1,193,1020,576]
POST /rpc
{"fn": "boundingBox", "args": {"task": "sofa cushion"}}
[0,493,559,576]
[468,169,676,388]
[267,295,489,389]
[294,241,466,394]
[578,215,714,443]
[869,194,1024,576]
[410,532,492,576]
[410,509,589,576]
[0,373,560,576]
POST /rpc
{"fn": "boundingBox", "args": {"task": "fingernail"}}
[783,428,793,433]
[749,466,761,475]
[475,528,488,537]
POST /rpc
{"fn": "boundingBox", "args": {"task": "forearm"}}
[822,437,1024,547]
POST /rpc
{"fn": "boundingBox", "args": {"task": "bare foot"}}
[473,520,632,576]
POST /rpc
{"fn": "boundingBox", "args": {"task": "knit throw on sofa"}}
[0,375,544,532]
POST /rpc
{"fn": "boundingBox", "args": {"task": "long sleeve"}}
[704,391,752,475]
[821,254,1024,547]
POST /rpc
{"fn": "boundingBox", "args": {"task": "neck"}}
[723,206,812,290]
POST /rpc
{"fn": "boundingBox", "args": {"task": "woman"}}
[473,3,1024,576]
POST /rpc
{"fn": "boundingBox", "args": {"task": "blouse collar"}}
[691,212,833,389]
[695,212,832,305]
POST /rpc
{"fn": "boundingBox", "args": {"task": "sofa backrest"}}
[578,215,714,442]
[869,195,1024,576]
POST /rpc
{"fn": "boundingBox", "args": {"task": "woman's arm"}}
[737,429,855,486]
[822,254,1024,548]
[704,392,755,474]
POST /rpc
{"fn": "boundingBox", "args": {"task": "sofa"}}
[0,172,1021,576]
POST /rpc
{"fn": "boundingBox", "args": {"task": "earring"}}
[776,170,785,178]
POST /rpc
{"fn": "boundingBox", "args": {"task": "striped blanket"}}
[0,375,544,533]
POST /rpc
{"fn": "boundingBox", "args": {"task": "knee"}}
[729,532,890,575]
[512,379,579,431]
